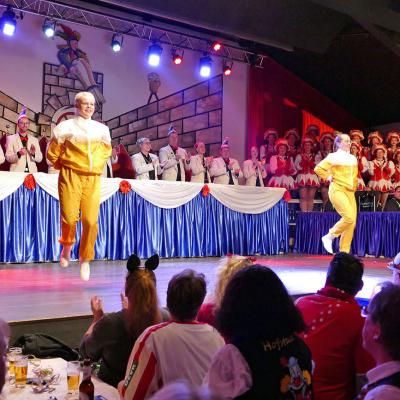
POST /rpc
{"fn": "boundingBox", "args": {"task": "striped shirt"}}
[119,321,224,400]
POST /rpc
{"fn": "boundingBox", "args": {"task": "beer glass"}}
[7,347,22,377]
[67,361,81,394]
[14,355,28,388]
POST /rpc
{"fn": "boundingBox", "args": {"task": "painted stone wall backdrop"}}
[0,91,39,137]
[108,75,223,156]
[42,63,104,123]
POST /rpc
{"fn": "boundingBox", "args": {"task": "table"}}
[2,358,119,400]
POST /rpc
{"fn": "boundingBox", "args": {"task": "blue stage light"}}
[199,55,212,78]
[1,6,17,37]
[43,19,56,38]
[147,43,163,66]
[111,33,123,52]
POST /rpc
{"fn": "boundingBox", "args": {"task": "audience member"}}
[119,269,224,399]
[0,319,10,397]
[80,254,167,387]
[205,265,313,399]
[296,253,375,400]
[384,186,400,211]
[197,255,253,327]
[149,381,221,400]
[359,283,400,399]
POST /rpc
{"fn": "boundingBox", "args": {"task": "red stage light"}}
[173,54,183,65]
[212,41,222,51]
[223,66,232,76]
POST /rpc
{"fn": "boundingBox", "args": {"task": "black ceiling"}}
[69,0,400,126]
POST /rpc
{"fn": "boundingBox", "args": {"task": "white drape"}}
[0,172,286,214]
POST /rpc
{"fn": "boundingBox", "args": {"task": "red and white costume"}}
[391,149,400,188]
[350,141,368,190]
[119,321,224,399]
[317,132,335,187]
[259,128,278,164]
[386,131,400,161]
[294,137,320,187]
[368,145,395,192]
[268,138,297,190]
[284,128,300,161]
[365,131,384,161]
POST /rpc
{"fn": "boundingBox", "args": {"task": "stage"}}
[1,254,392,347]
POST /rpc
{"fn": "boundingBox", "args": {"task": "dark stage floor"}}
[0,254,393,323]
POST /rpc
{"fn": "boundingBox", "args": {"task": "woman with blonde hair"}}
[197,255,253,327]
[80,254,168,387]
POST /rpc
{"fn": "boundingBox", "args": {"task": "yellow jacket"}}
[314,149,358,191]
[47,116,112,175]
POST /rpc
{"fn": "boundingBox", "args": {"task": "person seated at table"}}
[296,253,374,400]
[204,265,313,399]
[210,138,243,185]
[189,141,212,183]
[384,185,400,211]
[159,125,190,181]
[6,109,43,172]
[197,255,253,327]
[80,254,168,387]
[119,269,224,399]
[131,138,162,180]
[360,283,400,399]
[0,319,10,397]
[243,146,266,186]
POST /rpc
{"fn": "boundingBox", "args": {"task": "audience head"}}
[75,91,95,119]
[167,269,206,321]
[124,254,160,336]
[325,252,364,296]
[333,133,351,152]
[363,283,400,362]
[0,319,10,394]
[393,186,400,202]
[214,255,253,308]
[149,381,221,400]
[216,265,305,342]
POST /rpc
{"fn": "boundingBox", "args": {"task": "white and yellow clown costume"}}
[47,115,111,266]
[314,149,358,253]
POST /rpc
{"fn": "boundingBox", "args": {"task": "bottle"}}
[79,359,94,400]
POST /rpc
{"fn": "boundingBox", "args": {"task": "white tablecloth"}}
[2,358,119,400]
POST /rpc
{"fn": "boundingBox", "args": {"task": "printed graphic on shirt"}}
[280,356,312,399]
[123,361,138,391]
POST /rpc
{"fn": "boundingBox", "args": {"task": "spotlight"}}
[1,6,17,36]
[111,33,123,52]
[223,60,233,76]
[199,55,212,78]
[211,41,222,52]
[171,48,184,65]
[43,18,56,38]
[147,43,163,67]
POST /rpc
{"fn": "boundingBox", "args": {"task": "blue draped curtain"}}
[0,186,289,262]
[294,211,400,257]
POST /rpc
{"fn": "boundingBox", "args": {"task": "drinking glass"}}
[14,355,28,388]
[67,361,81,394]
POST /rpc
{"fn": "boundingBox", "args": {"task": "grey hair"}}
[137,137,150,146]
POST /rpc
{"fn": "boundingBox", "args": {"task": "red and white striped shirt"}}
[119,321,224,400]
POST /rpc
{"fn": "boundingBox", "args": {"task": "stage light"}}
[199,55,212,78]
[171,48,184,65]
[211,41,222,52]
[1,6,17,36]
[147,43,163,66]
[111,33,123,52]
[43,18,56,38]
[223,60,233,76]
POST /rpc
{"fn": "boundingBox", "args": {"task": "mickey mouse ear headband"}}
[127,253,159,272]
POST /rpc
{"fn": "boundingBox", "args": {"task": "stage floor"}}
[0,254,393,323]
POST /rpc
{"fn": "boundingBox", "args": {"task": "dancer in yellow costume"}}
[314,133,358,254]
[47,92,111,280]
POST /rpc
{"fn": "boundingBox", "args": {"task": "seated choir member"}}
[243,146,266,186]
[159,125,189,181]
[6,109,43,172]
[189,141,212,183]
[268,138,297,190]
[131,137,161,180]
[209,138,243,185]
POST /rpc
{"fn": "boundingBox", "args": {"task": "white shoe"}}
[322,234,334,254]
[80,261,91,281]
[60,246,72,268]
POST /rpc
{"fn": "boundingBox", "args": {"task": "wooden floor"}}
[0,254,392,323]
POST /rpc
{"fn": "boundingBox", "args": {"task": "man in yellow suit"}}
[47,92,111,280]
[314,133,358,254]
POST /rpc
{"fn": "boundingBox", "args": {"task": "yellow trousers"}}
[58,167,101,261]
[328,183,357,253]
